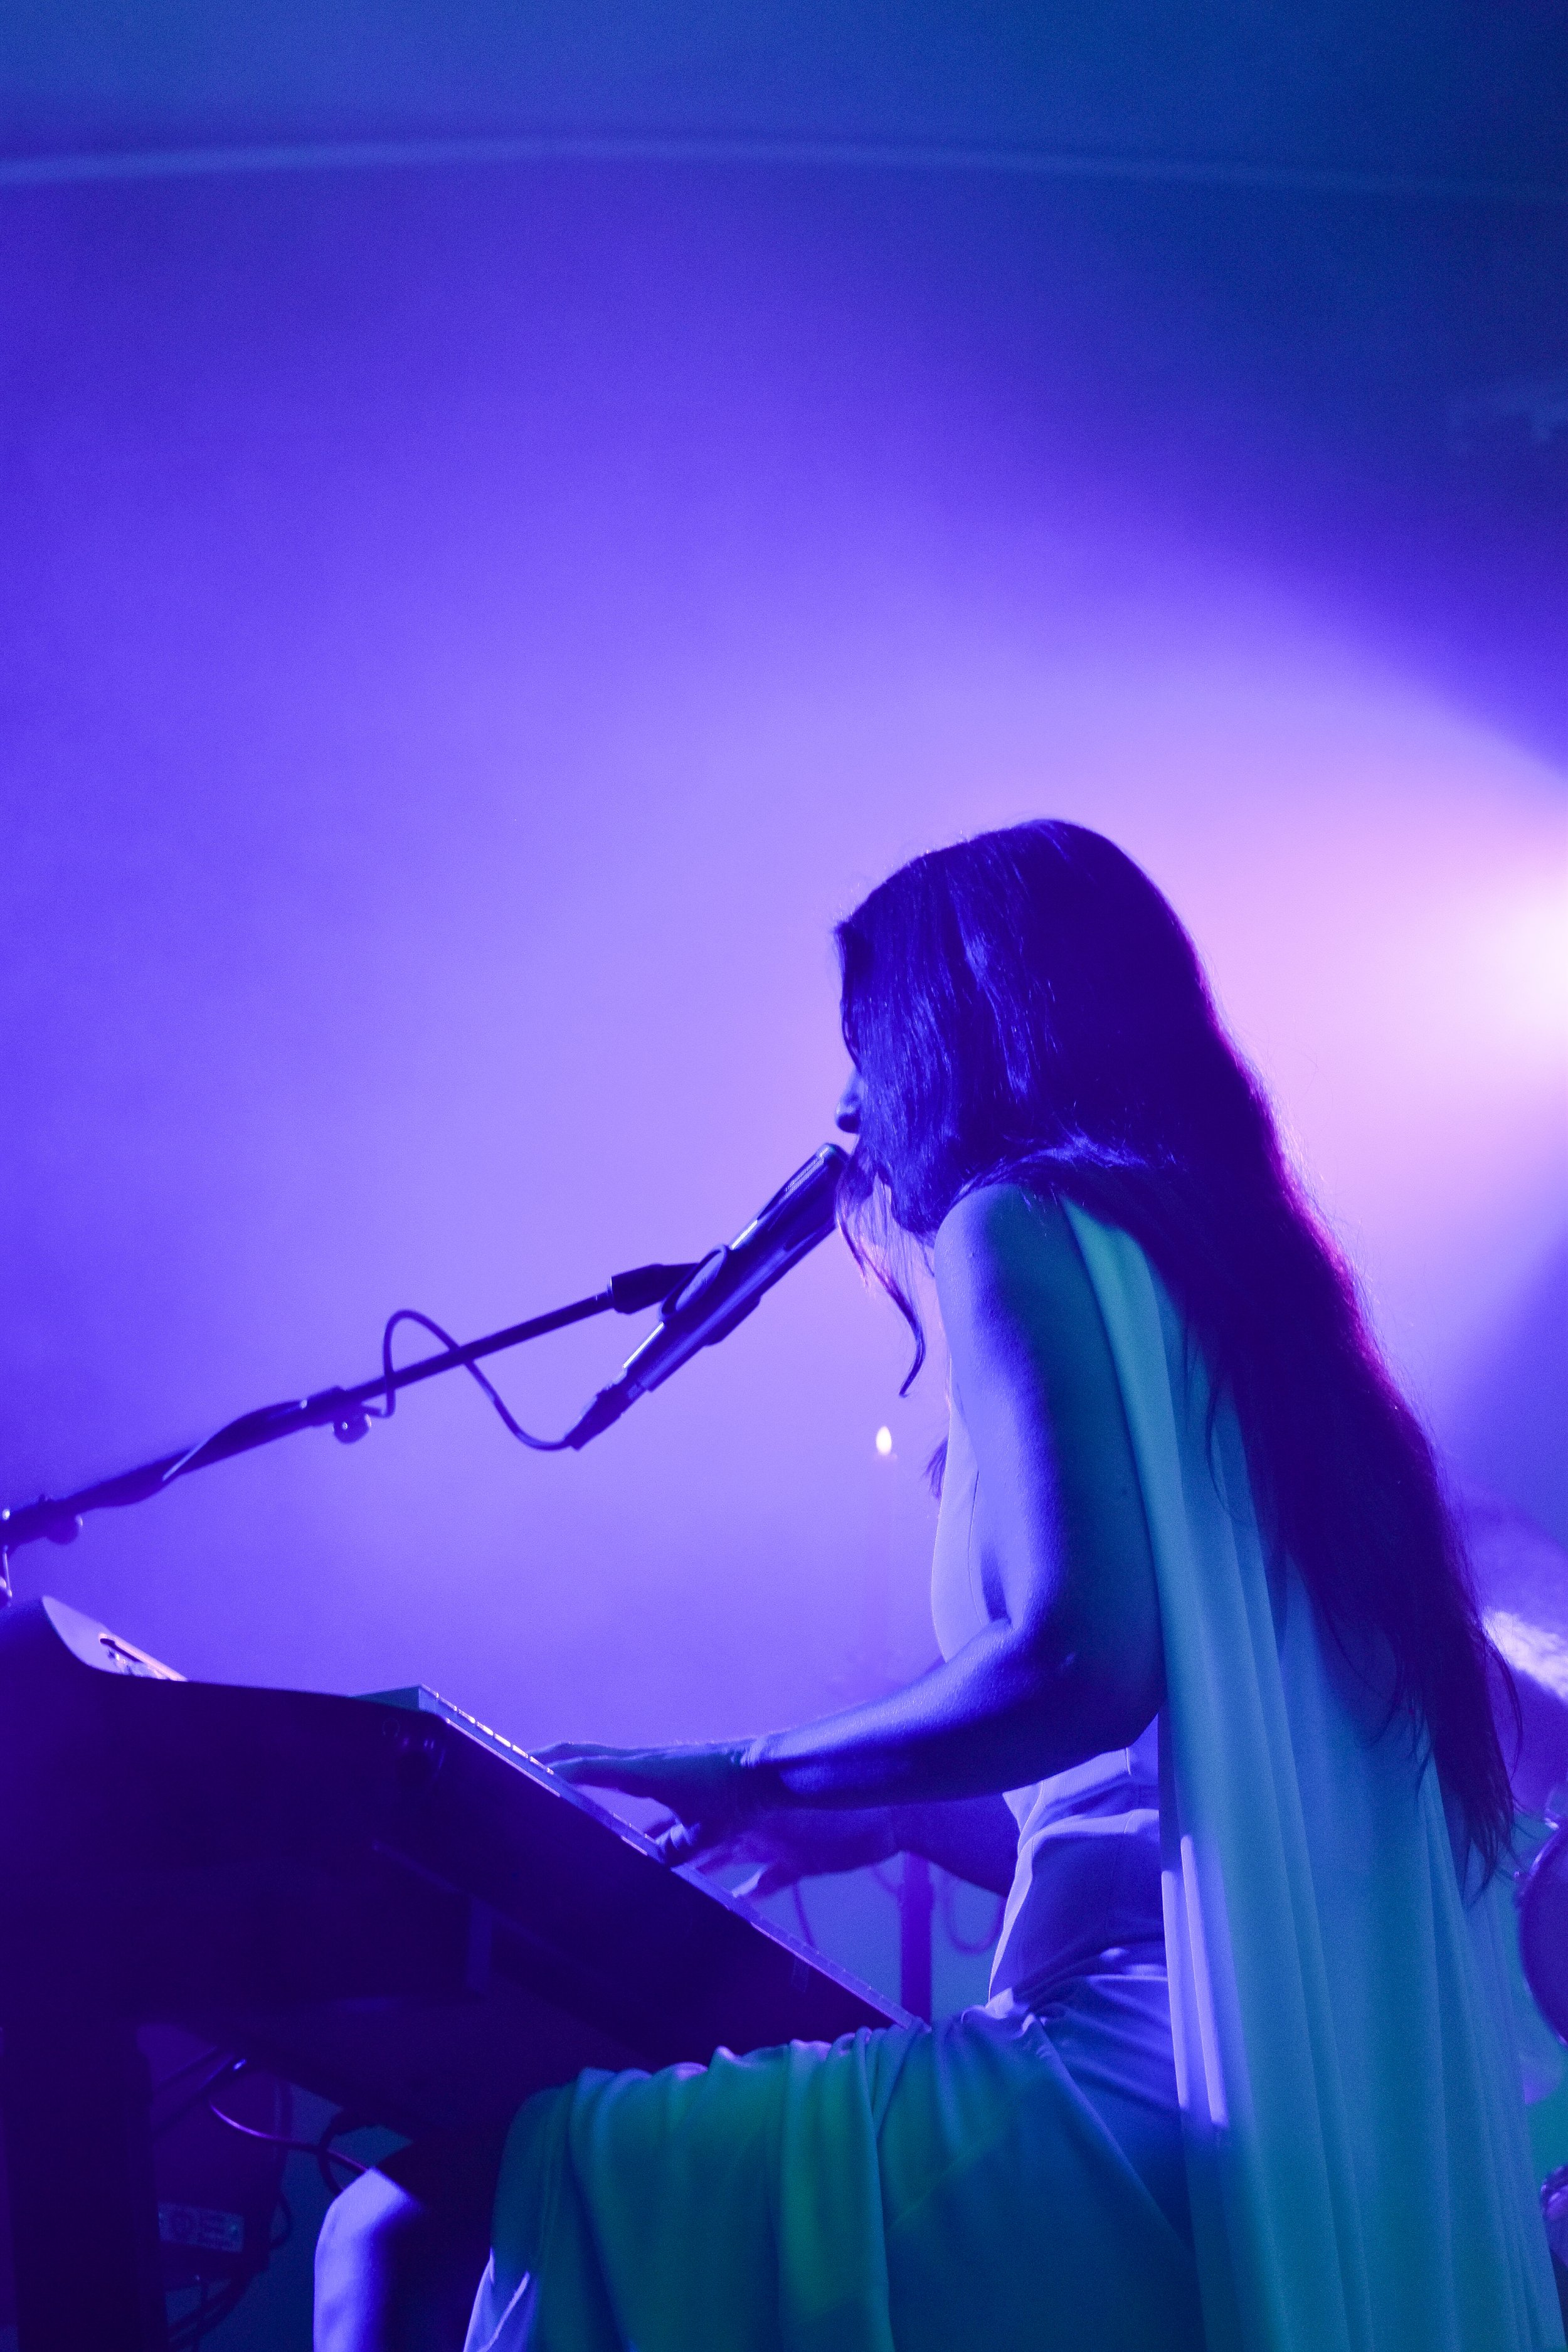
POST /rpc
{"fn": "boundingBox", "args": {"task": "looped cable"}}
[373,1310,572,1451]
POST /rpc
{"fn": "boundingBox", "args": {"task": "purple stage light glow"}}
[0,157,1562,1773]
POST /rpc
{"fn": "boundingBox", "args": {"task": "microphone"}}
[563,1143,848,1448]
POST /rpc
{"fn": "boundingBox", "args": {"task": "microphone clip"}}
[561,1144,846,1450]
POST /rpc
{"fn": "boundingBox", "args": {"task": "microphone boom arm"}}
[0,1143,849,1579]
[0,1258,699,1573]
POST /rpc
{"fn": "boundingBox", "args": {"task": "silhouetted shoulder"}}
[932,1179,1157,1720]
[933,1180,1094,1367]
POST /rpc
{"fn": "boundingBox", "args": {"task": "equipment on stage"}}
[1465,1490,1568,1824]
[1466,1491,1568,2185]
[9,1191,1562,2349]
[561,1142,847,1447]
[0,1594,900,2352]
[0,1144,847,1581]
[1521,1823,1568,2049]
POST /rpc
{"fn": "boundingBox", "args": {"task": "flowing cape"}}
[465,1996,1202,2352]
[1063,1201,1562,2352]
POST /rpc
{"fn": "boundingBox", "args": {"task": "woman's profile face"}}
[835,1066,865,1135]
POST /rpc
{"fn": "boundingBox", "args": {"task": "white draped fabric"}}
[464,1202,1560,2351]
[1064,1202,1562,2352]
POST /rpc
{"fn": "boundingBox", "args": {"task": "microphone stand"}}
[0,1259,698,1595]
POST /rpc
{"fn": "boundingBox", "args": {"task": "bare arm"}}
[548,1186,1162,1841]
[679,1791,1020,1898]
[748,1187,1160,1800]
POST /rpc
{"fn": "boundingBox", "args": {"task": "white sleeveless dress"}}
[464,1205,1557,2352]
[929,1350,1190,2236]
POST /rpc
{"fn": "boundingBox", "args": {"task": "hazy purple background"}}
[2,157,1564,1771]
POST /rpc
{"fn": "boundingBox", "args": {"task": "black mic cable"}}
[0,1148,847,1569]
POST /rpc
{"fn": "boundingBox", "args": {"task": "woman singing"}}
[317,822,1559,2351]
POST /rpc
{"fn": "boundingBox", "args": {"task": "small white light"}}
[875,1426,894,1456]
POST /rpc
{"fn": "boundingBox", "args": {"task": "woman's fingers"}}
[729,1862,801,1897]
[534,1742,750,1827]
[750,1861,802,1897]
[656,1817,718,1864]
[543,1747,669,1798]
[536,1744,624,1781]
[538,1759,898,1893]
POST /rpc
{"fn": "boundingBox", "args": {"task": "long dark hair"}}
[835,820,1514,1870]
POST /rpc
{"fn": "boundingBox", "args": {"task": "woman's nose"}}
[835,1073,863,1133]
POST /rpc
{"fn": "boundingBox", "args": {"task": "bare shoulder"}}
[934,1179,1157,1698]
[933,1180,1094,1349]
[935,1178,1075,1268]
